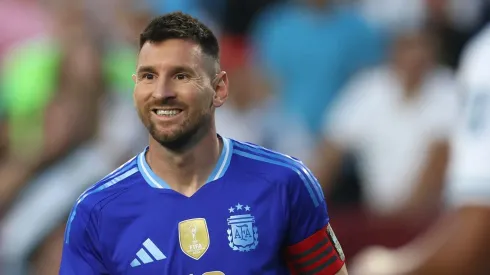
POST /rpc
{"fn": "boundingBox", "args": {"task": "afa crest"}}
[226,203,258,252]
[178,218,210,260]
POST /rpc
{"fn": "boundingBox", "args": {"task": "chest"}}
[361,94,444,148]
[99,182,289,275]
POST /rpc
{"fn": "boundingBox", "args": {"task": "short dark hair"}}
[139,12,220,64]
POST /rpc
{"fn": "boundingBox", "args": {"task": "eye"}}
[175,73,189,81]
[142,73,155,80]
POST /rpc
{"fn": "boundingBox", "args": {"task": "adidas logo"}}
[130,238,167,267]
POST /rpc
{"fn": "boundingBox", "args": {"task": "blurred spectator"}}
[250,0,385,136]
[0,0,48,63]
[0,1,147,274]
[360,0,485,68]
[350,22,490,275]
[0,0,102,213]
[0,1,103,273]
[0,0,48,165]
[314,26,461,259]
[317,26,460,218]
[0,1,487,274]
[0,95,7,158]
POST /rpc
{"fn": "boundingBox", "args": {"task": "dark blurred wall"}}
[216,0,285,35]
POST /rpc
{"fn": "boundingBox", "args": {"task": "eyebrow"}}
[136,65,197,75]
[169,65,196,75]
[136,65,157,74]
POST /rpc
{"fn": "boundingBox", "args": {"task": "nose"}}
[153,77,177,100]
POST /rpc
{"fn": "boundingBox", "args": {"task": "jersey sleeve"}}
[284,165,345,274]
[59,200,108,274]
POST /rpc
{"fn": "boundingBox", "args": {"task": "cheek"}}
[182,87,212,109]
[134,87,150,109]
[197,92,214,110]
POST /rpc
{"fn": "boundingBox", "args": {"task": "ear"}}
[212,71,229,108]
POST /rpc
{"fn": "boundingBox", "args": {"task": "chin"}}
[147,113,211,149]
[151,128,185,144]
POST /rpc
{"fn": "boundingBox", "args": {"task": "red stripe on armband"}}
[285,225,345,275]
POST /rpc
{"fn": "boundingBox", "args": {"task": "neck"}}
[146,127,222,197]
[395,68,425,101]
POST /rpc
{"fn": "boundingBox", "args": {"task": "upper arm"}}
[284,165,346,275]
[60,201,108,275]
[451,207,490,271]
[409,207,490,275]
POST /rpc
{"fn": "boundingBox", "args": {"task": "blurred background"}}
[0,0,489,274]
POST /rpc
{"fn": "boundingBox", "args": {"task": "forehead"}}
[137,39,204,70]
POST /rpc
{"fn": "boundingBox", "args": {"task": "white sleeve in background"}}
[446,25,490,208]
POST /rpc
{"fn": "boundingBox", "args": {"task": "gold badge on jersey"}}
[178,218,210,260]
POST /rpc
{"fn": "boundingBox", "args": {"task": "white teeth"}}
[155,109,181,116]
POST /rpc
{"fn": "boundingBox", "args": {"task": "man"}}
[250,0,383,135]
[350,24,490,275]
[316,26,457,217]
[59,12,347,275]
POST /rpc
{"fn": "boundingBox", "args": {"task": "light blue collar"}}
[137,136,233,189]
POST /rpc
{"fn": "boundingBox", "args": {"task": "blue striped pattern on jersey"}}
[64,165,139,244]
[99,156,138,182]
[232,140,324,207]
[206,137,234,182]
[77,157,138,200]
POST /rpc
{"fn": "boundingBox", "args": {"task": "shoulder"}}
[231,139,306,180]
[70,156,141,217]
[461,24,490,66]
[336,66,393,107]
[231,139,324,206]
[347,66,393,91]
[425,67,460,99]
[64,156,141,244]
[459,25,490,87]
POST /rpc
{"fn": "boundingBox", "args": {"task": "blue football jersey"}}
[59,137,345,275]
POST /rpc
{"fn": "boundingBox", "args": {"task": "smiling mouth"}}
[152,109,182,117]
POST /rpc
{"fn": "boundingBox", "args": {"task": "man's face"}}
[393,32,435,77]
[133,39,218,147]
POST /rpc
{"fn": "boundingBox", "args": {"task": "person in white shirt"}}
[350,24,490,275]
[315,26,459,218]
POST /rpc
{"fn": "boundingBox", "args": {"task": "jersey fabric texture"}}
[59,137,345,274]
